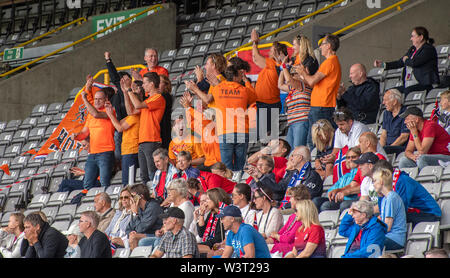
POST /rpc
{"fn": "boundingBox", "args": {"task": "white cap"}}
[62,224,82,236]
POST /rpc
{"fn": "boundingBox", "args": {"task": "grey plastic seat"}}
[129,246,153,258]
[31,104,48,117]
[12,129,30,144]
[3,143,23,158]
[82,187,105,203]
[37,115,53,128]
[405,221,441,257]
[47,191,69,208]
[4,120,22,132]
[113,248,131,258]
[51,219,71,232]
[201,20,218,32]
[46,102,64,115]
[319,209,340,230]
[402,167,419,179]
[404,90,426,107]
[425,87,448,104]
[234,15,251,27]
[415,166,443,183]
[20,117,38,129]
[28,193,51,210]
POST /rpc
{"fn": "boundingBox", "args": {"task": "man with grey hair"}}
[78,211,112,258]
[94,192,116,232]
[151,147,178,203]
[131,48,169,81]
[337,63,380,124]
[150,207,199,258]
[379,88,410,155]
[338,199,387,258]
[278,146,323,206]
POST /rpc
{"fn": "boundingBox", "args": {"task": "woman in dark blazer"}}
[374,26,439,96]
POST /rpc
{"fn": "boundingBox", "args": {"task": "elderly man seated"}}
[379,89,410,155]
[337,63,380,124]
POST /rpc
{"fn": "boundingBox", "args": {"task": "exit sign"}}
[3,47,24,61]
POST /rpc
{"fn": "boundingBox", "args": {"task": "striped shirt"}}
[156,226,200,258]
[285,84,312,125]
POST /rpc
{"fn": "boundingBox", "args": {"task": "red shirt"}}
[156,171,167,199]
[273,156,287,183]
[408,119,450,155]
[199,171,236,194]
[293,224,327,258]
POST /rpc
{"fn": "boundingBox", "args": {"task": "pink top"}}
[270,213,302,256]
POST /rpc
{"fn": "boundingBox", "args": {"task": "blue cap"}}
[217,205,242,218]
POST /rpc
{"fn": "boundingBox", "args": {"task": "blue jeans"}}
[256,101,282,140]
[138,235,161,248]
[58,178,100,192]
[219,133,249,171]
[307,106,336,149]
[399,154,450,171]
[384,237,404,251]
[286,120,309,149]
[122,153,139,185]
[84,151,114,190]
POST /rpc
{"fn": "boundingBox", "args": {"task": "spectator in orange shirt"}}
[251,29,286,139]
[209,64,257,174]
[105,81,144,185]
[127,72,166,185]
[168,117,205,167]
[131,48,169,80]
[296,34,341,149]
[179,91,221,172]
[72,89,115,194]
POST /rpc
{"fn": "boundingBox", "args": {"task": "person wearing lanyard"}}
[252,187,284,241]
[373,26,439,97]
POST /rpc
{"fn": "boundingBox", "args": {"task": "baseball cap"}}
[217,205,242,218]
[353,152,380,165]
[62,224,82,236]
[399,106,423,118]
[159,207,185,219]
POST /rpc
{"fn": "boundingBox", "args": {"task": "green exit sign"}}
[3,47,24,61]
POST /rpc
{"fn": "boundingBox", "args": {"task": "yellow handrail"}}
[224,0,347,58]
[0,4,163,78]
[0,17,87,57]
[317,0,411,45]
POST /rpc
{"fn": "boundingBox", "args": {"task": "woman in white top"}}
[253,186,284,240]
[165,178,195,229]
[0,212,25,258]
[232,183,256,225]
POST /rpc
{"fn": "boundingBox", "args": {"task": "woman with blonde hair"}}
[311,119,335,179]
[210,162,233,180]
[104,186,133,248]
[285,199,326,258]
[292,34,316,65]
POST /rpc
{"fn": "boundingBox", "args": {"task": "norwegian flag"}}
[218,202,228,214]
[430,98,440,122]
[253,213,258,230]
[333,145,350,184]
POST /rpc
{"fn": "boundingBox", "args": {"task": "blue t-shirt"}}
[226,223,271,258]
[394,172,441,217]
[380,191,407,246]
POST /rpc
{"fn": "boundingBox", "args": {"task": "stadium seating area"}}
[0,0,449,258]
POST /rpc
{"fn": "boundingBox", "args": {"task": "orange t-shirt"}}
[207,74,226,109]
[84,108,115,154]
[211,80,257,136]
[254,57,281,104]
[187,107,221,167]
[139,65,169,77]
[168,135,204,161]
[310,55,341,108]
[138,93,166,143]
[121,114,140,155]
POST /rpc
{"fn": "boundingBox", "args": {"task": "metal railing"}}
[317,0,411,45]
[0,4,163,78]
[0,17,87,58]
[224,0,347,58]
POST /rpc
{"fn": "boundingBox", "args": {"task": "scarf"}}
[279,162,310,209]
